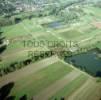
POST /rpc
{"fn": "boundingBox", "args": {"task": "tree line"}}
[0,51,55,76]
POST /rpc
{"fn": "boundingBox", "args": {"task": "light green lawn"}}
[59,29,83,39]
[2,22,28,38]
[1,19,44,38]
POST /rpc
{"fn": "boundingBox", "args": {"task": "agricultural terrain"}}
[0,0,101,100]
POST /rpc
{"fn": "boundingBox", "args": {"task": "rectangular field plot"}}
[37,16,57,24]
[2,19,45,39]
[38,34,59,41]
[2,23,29,38]
[58,29,83,39]
[8,61,73,99]
[50,74,88,100]
[84,6,101,18]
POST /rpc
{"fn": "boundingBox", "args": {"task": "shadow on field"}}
[20,95,27,100]
[0,31,7,54]
[0,82,15,100]
[0,45,7,54]
[96,71,101,77]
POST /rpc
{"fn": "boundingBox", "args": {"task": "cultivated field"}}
[0,2,101,100]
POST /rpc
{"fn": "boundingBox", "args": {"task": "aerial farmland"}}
[0,0,101,100]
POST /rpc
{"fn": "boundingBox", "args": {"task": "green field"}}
[10,61,73,99]
[0,1,101,100]
[50,74,88,100]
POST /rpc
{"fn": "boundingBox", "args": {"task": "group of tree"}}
[0,14,33,27]
[0,0,87,27]
[0,0,16,16]
[0,82,28,100]
[0,82,15,100]
[94,1,101,8]
[0,51,54,76]
[0,29,7,55]
[60,11,79,23]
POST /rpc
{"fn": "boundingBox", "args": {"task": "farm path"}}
[0,56,58,87]
[34,70,81,100]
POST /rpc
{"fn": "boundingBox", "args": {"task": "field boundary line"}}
[0,56,59,87]
[34,70,81,100]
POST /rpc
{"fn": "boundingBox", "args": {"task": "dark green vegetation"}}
[0,30,7,54]
[0,82,15,100]
[0,51,55,76]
